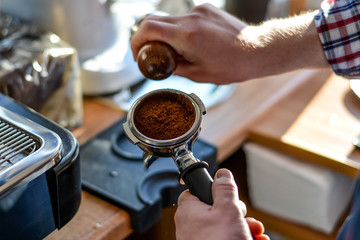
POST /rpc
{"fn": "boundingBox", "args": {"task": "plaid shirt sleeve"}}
[314,0,360,78]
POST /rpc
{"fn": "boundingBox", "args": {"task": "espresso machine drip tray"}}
[80,117,217,233]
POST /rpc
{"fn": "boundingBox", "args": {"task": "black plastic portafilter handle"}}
[181,162,213,205]
[181,162,257,240]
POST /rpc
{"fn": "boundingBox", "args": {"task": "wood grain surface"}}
[46,68,359,240]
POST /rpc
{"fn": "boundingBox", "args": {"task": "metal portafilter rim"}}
[124,88,206,148]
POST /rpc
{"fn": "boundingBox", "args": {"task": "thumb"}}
[212,168,246,216]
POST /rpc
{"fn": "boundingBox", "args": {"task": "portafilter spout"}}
[123,89,213,205]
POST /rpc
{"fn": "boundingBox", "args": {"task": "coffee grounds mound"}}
[133,92,195,140]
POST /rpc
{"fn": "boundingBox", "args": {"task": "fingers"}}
[175,189,209,226]
[176,169,270,240]
[131,13,188,59]
[177,189,199,207]
[255,235,271,240]
[177,189,210,211]
[246,217,265,236]
[131,20,176,59]
[212,168,247,217]
[246,217,270,240]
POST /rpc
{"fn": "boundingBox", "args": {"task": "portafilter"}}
[123,89,213,205]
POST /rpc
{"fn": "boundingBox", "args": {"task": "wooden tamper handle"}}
[137,41,177,80]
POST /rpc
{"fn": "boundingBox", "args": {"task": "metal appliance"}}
[0,94,81,240]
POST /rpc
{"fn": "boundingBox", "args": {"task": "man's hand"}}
[174,168,270,240]
[131,4,328,84]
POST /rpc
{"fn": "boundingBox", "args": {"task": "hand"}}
[131,4,249,84]
[174,168,270,240]
[131,4,327,84]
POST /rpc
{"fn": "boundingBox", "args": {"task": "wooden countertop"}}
[243,70,360,240]
[241,70,360,240]
[248,71,360,178]
[46,68,358,240]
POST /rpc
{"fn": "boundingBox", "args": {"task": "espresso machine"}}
[1,0,199,96]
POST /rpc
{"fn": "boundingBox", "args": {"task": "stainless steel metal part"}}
[123,88,206,170]
[0,106,62,195]
[123,88,214,205]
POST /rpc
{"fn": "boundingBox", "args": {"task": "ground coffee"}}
[133,92,195,140]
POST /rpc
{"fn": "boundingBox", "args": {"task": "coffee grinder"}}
[123,88,213,205]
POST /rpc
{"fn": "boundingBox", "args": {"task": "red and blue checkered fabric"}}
[315,0,360,78]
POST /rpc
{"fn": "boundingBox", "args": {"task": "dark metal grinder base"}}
[80,117,217,233]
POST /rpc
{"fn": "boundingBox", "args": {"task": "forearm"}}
[238,12,329,80]
[130,4,330,84]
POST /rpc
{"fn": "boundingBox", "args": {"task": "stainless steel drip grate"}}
[0,119,40,172]
[0,106,62,195]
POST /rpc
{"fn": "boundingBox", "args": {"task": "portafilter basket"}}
[123,89,213,205]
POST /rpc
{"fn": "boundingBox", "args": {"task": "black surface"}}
[0,173,56,240]
[80,117,217,233]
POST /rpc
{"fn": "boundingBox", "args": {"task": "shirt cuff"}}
[314,0,360,79]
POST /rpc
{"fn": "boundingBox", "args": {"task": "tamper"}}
[131,12,177,80]
[137,41,177,80]
[123,89,213,205]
